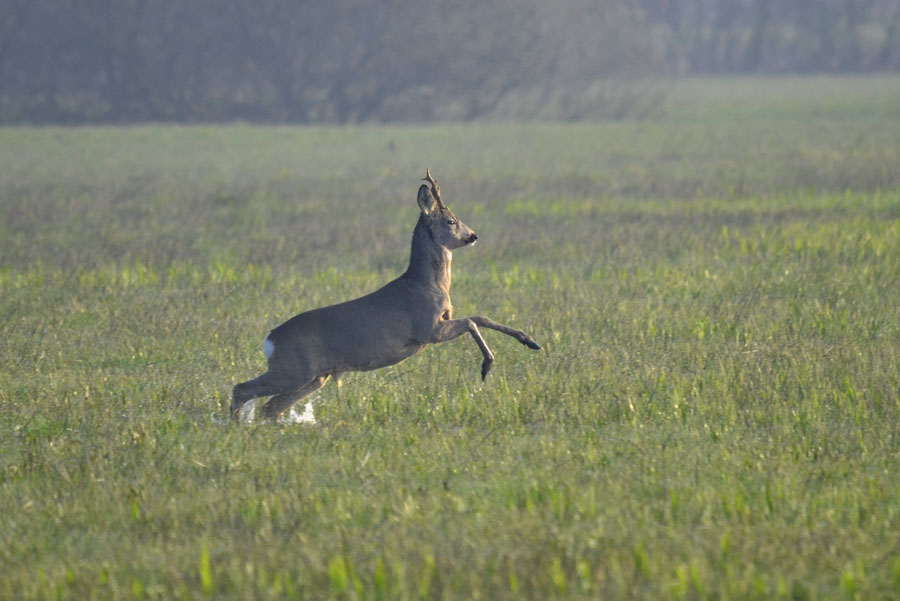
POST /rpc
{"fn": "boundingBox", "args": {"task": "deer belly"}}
[340,340,427,372]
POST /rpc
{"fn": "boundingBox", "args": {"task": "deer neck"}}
[404,217,452,293]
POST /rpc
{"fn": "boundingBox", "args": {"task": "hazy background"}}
[3,0,899,124]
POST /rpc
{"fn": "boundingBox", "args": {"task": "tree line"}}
[2,0,898,124]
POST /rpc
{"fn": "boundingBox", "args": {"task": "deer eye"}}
[446,219,456,226]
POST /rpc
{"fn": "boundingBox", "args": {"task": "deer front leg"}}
[468,316,542,350]
[432,318,495,380]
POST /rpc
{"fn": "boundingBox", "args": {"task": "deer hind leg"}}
[231,371,306,420]
[260,375,328,422]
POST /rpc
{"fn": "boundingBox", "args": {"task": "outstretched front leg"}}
[431,318,495,380]
[431,316,541,380]
[468,316,541,350]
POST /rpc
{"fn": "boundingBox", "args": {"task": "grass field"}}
[2,76,900,600]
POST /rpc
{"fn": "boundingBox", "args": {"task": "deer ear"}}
[417,184,436,215]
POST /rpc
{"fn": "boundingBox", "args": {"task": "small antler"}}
[422,169,446,210]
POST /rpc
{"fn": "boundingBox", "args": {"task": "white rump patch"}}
[263,336,275,360]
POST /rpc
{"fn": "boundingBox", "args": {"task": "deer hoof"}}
[525,339,542,350]
[481,359,493,381]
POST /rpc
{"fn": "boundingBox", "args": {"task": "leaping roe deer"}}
[231,170,541,422]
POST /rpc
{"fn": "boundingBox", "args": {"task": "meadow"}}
[1,76,900,600]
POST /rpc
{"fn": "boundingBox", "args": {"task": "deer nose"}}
[466,233,478,245]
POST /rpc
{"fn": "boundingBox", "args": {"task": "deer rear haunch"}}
[230,170,541,422]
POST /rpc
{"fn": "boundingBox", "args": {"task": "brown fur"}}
[231,171,541,421]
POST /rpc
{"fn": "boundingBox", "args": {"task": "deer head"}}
[417,169,478,250]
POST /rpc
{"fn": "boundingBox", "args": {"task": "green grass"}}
[2,76,900,600]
